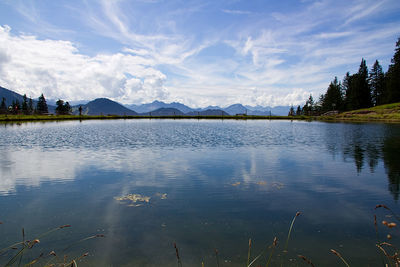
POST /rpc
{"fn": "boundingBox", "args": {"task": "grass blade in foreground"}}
[280,211,301,267]
[330,249,350,267]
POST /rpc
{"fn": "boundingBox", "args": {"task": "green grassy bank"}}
[319,102,400,123]
[1,103,400,123]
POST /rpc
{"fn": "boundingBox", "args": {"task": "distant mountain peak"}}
[73,97,137,116]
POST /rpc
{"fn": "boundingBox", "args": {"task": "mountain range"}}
[126,100,290,116]
[1,86,290,116]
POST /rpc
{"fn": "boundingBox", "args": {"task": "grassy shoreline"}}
[0,114,309,122]
[1,102,400,123]
[318,102,400,123]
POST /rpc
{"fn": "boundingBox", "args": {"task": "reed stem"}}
[330,249,350,267]
[266,237,277,267]
[247,238,251,267]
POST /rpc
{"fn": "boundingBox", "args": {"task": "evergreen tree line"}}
[0,93,71,115]
[291,37,400,116]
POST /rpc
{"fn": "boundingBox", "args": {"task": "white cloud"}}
[0,25,169,104]
[1,0,399,107]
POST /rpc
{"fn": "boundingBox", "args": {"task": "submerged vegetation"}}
[2,207,400,266]
[174,206,400,266]
[0,224,105,267]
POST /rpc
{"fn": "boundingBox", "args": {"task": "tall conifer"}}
[386,38,400,103]
[369,60,385,106]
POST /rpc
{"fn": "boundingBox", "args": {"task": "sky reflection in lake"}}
[0,120,399,266]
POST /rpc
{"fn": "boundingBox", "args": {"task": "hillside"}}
[75,98,137,116]
[139,108,184,116]
[321,103,400,122]
[128,101,193,114]
[0,86,26,106]
[0,86,56,113]
[186,109,229,116]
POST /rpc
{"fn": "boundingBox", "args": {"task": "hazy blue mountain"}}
[248,110,271,116]
[223,104,248,115]
[0,86,25,106]
[166,102,194,113]
[127,100,290,116]
[140,107,184,116]
[186,109,229,116]
[0,86,56,113]
[73,98,137,116]
[128,101,194,114]
[47,98,90,106]
[270,106,290,116]
[245,105,271,112]
[244,105,290,116]
[194,105,221,112]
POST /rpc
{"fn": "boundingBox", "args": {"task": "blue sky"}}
[0,0,399,107]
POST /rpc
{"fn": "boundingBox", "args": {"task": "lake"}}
[0,119,400,266]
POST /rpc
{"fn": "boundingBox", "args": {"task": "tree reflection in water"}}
[326,123,400,200]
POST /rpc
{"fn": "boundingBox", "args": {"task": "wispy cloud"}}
[222,9,251,15]
[0,0,399,107]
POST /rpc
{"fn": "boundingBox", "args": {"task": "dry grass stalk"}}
[266,237,277,267]
[247,238,252,267]
[284,212,301,253]
[376,204,400,221]
[298,255,315,267]
[330,249,350,267]
[377,243,393,262]
[280,211,301,267]
[215,248,220,267]
[173,243,183,267]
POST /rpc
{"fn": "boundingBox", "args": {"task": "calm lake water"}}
[1,119,400,266]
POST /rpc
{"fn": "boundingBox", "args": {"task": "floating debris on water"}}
[231,182,241,186]
[155,193,168,199]
[271,182,284,189]
[114,194,151,207]
[115,193,168,207]
[256,181,267,185]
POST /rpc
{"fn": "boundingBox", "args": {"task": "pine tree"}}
[322,77,343,112]
[296,105,302,116]
[342,72,351,110]
[0,97,7,114]
[369,60,385,106]
[64,102,71,115]
[385,37,400,103]
[22,94,28,114]
[288,105,295,116]
[12,100,21,114]
[28,97,34,115]
[344,59,371,110]
[37,94,48,114]
[306,95,314,115]
[357,58,372,108]
[56,99,65,115]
